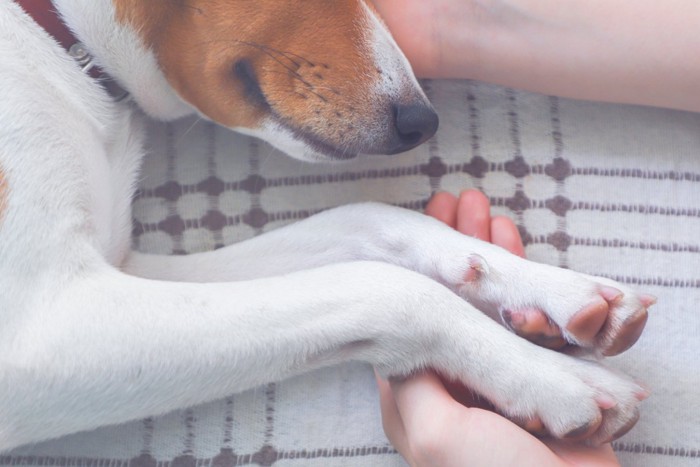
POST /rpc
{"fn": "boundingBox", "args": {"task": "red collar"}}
[16,0,129,100]
[16,0,78,51]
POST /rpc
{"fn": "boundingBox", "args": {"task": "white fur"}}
[0,0,645,450]
[235,119,330,163]
[51,0,192,119]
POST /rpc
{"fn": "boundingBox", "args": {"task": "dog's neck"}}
[44,0,193,120]
[16,0,129,101]
[15,0,75,50]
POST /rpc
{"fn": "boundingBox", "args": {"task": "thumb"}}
[390,372,567,467]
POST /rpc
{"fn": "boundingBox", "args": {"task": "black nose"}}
[386,103,439,154]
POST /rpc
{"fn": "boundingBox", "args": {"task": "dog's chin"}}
[236,120,360,163]
[286,124,361,162]
[279,144,359,163]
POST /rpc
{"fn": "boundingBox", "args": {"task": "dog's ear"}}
[114,0,437,161]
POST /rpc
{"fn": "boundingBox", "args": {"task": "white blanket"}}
[5,80,699,467]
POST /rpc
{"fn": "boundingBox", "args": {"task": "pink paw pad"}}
[602,408,640,443]
[570,286,653,355]
[503,308,567,350]
[503,286,654,355]
[563,413,603,440]
[566,286,652,355]
[603,309,649,356]
[566,296,610,344]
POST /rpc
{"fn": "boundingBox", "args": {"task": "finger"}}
[425,192,459,228]
[390,373,566,467]
[456,190,491,241]
[390,371,456,424]
[491,215,526,257]
[375,371,412,460]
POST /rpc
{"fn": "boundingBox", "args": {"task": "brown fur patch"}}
[112,0,381,150]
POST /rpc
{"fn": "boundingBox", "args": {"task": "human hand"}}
[376,190,621,466]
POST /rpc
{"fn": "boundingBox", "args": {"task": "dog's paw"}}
[501,281,653,356]
[447,250,654,355]
[495,351,648,444]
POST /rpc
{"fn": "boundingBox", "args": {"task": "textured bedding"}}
[4,80,700,467]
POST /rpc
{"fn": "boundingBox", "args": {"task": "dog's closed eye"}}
[234,59,269,110]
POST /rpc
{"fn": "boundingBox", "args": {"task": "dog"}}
[0,0,653,451]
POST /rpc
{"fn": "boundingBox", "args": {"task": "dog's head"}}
[114,0,438,161]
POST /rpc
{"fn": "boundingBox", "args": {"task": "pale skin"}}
[373,0,700,113]
[377,191,620,466]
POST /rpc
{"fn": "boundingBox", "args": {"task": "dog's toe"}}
[602,308,649,356]
[503,308,567,349]
[566,296,610,343]
[607,408,640,441]
[563,414,602,441]
[502,285,652,355]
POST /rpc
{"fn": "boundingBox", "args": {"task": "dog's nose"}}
[386,103,439,154]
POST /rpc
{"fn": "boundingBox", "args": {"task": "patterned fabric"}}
[4,80,700,466]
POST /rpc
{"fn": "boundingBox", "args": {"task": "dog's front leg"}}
[6,260,641,449]
[124,203,650,356]
[123,202,480,282]
[0,261,453,447]
[3,261,421,448]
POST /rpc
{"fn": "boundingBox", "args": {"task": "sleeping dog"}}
[0,0,652,450]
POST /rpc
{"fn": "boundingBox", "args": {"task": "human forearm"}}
[374,0,700,112]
